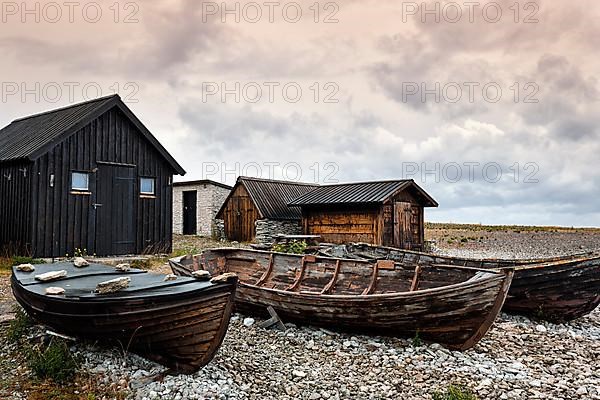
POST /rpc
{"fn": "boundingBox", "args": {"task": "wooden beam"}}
[321,259,341,294]
[361,260,381,295]
[409,265,421,291]
[255,253,275,286]
[287,255,315,291]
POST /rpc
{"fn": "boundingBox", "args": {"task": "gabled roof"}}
[0,95,185,175]
[288,179,438,207]
[173,179,232,190]
[217,177,319,220]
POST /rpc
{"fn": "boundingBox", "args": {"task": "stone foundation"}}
[255,219,302,244]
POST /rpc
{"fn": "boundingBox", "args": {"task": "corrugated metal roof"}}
[240,177,319,220]
[288,179,438,207]
[0,95,116,162]
[0,95,185,175]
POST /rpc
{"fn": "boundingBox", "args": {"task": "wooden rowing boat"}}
[169,248,513,350]
[329,243,600,322]
[11,261,237,373]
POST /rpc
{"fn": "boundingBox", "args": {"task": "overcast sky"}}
[1,0,598,226]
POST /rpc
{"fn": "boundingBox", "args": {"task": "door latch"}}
[93,203,103,209]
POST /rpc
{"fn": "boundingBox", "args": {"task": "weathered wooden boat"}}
[170,248,513,350]
[327,243,600,322]
[11,261,237,373]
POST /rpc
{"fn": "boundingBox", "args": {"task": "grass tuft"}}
[27,338,79,383]
[7,306,33,342]
[432,384,479,400]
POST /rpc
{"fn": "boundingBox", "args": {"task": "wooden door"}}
[94,165,135,255]
[394,202,413,249]
[182,191,197,235]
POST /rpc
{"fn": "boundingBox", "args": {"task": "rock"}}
[210,272,237,283]
[35,270,67,282]
[15,263,35,272]
[292,370,306,378]
[45,287,65,295]
[535,325,547,333]
[243,317,255,327]
[114,263,131,272]
[163,274,178,281]
[73,257,89,268]
[95,277,131,294]
[576,386,587,396]
[191,270,211,280]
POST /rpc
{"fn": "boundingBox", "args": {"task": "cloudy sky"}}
[1,0,598,226]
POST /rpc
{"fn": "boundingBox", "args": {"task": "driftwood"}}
[35,270,67,282]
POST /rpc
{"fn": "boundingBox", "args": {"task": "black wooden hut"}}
[0,95,185,257]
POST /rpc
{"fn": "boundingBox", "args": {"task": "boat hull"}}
[11,263,237,373]
[341,243,600,322]
[170,249,513,350]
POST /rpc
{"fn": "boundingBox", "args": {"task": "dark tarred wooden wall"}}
[0,161,32,255]
[1,107,175,257]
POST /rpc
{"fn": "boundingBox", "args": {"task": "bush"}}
[27,338,79,383]
[432,385,478,400]
[272,240,308,254]
[11,256,45,266]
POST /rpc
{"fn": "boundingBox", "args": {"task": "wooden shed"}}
[288,180,438,250]
[216,177,318,242]
[0,95,185,257]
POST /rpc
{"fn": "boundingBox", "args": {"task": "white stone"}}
[114,263,131,272]
[96,277,131,294]
[16,263,35,272]
[210,272,237,283]
[191,270,211,280]
[35,270,67,282]
[243,317,255,327]
[535,325,547,333]
[576,386,587,396]
[73,257,89,268]
[163,274,178,281]
[45,287,65,295]
[292,370,306,378]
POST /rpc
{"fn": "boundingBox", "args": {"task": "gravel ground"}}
[1,230,599,399]
[427,226,600,259]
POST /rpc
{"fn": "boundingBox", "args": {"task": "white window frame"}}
[140,177,155,195]
[71,172,90,191]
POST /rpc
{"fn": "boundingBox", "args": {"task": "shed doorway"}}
[182,190,197,235]
[94,165,135,255]
[393,202,422,250]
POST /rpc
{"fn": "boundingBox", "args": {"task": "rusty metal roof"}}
[0,95,185,175]
[220,177,319,220]
[288,179,438,207]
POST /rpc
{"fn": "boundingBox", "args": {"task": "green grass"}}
[27,338,79,383]
[7,307,33,342]
[432,384,479,400]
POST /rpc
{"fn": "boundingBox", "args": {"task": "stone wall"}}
[173,182,231,236]
[255,219,302,244]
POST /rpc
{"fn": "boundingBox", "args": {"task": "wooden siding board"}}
[19,108,175,257]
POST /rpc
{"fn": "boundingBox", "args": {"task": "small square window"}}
[140,177,155,195]
[72,172,89,191]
